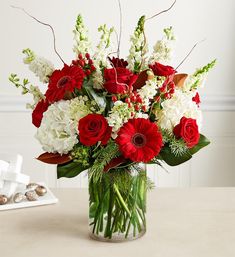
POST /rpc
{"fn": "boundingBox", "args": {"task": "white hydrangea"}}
[157,89,202,132]
[149,27,176,65]
[35,100,78,154]
[69,96,94,122]
[107,101,134,138]
[137,76,161,109]
[28,57,54,83]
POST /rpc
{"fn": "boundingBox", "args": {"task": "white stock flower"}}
[127,33,148,71]
[35,100,78,154]
[183,74,207,92]
[28,57,54,83]
[149,27,176,65]
[134,112,149,119]
[73,15,91,56]
[157,89,202,132]
[137,76,160,109]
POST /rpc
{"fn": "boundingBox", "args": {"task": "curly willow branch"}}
[117,0,123,58]
[11,5,65,64]
[175,39,206,70]
[145,0,177,21]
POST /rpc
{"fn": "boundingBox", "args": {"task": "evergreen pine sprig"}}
[89,141,120,182]
[161,129,188,156]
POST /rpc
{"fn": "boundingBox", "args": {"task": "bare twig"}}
[146,0,177,21]
[175,39,206,70]
[11,5,65,64]
[117,0,123,57]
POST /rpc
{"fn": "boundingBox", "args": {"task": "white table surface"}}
[1,188,235,257]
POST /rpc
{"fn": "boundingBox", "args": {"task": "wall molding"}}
[0,94,235,112]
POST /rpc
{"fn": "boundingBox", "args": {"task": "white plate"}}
[0,182,58,211]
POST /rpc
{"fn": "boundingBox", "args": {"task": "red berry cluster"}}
[112,90,147,113]
[72,53,96,77]
[159,77,175,99]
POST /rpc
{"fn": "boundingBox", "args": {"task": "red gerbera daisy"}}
[115,118,163,163]
[45,64,85,103]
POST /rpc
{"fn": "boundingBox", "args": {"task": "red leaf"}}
[104,156,127,172]
[133,70,153,90]
[36,152,71,165]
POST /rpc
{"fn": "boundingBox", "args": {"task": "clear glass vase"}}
[89,164,147,242]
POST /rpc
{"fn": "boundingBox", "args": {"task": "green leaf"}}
[159,145,192,166]
[57,161,88,179]
[189,134,210,155]
[159,134,210,166]
[83,80,106,110]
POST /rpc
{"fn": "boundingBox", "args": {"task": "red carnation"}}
[115,118,163,163]
[173,117,200,148]
[149,62,176,77]
[108,57,128,68]
[192,92,201,107]
[103,67,137,94]
[45,64,85,103]
[78,114,112,146]
[32,99,49,128]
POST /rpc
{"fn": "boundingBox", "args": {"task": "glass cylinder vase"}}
[89,164,147,242]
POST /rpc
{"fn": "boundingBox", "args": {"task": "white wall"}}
[0,0,235,187]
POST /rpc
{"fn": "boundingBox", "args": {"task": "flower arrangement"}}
[9,2,215,241]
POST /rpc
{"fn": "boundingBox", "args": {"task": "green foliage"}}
[70,145,90,167]
[191,59,217,89]
[97,24,114,49]
[161,129,188,157]
[135,15,145,36]
[89,141,120,182]
[9,74,30,95]
[163,26,175,40]
[193,59,217,77]
[22,48,35,64]
[57,161,88,179]
[159,134,210,166]
[75,14,84,32]
[83,80,106,112]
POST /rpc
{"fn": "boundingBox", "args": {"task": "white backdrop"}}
[0,0,234,187]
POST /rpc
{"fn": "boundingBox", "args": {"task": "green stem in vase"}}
[113,183,131,217]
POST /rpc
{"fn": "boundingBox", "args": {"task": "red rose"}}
[32,99,49,128]
[103,67,137,94]
[78,114,112,146]
[173,117,200,148]
[45,64,85,103]
[192,92,201,107]
[149,62,176,77]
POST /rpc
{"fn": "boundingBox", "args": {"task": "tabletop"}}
[1,188,235,257]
